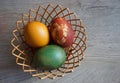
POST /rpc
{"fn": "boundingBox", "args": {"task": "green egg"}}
[33,45,66,70]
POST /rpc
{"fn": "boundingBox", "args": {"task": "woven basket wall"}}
[11,4,87,79]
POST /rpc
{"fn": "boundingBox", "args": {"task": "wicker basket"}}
[11,4,87,79]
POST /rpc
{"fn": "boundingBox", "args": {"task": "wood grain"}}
[0,0,120,83]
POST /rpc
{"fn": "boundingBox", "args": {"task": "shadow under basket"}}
[11,4,87,79]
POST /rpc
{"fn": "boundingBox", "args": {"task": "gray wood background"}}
[0,0,120,83]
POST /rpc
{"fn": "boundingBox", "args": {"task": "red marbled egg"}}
[49,17,74,47]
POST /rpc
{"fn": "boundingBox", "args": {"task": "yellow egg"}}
[24,21,50,47]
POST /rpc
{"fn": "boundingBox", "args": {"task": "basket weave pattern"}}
[11,4,87,79]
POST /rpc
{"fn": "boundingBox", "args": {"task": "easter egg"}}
[24,21,50,48]
[49,17,74,47]
[33,45,66,70]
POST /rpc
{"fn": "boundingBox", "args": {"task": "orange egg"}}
[24,21,50,47]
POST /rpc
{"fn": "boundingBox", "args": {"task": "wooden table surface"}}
[0,0,120,83]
